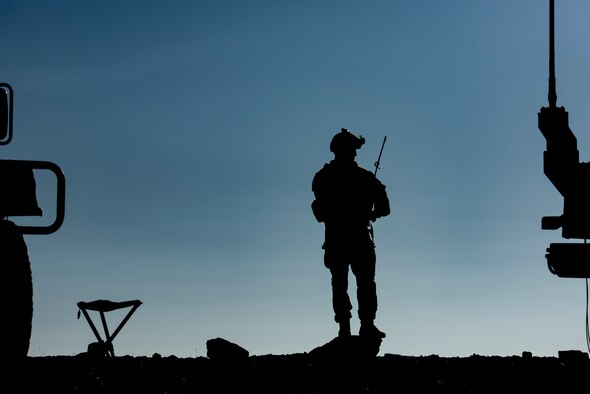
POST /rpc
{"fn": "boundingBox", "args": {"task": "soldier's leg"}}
[325,248,352,335]
[352,243,385,338]
[351,244,377,323]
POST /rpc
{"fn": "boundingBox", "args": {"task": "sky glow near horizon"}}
[1,0,590,358]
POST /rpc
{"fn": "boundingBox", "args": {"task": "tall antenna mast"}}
[548,0,557,108]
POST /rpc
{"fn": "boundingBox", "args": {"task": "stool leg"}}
[109,304,141,342]
[80,308,103,343]
[99,311,115,357]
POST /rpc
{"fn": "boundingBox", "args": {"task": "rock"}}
[206,338,249,361]
[558,350,589,365]
[309,335,382,359]
[522,351,532,359]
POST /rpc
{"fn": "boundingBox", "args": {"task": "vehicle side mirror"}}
[1,83,13,145]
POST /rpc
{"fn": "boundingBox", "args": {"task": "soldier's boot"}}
[359,321,386,338]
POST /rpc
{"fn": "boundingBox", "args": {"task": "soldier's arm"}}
[372,180,390,220]
[311,173,326,223]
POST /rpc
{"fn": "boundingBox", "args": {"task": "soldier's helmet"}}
[330,128,365,153]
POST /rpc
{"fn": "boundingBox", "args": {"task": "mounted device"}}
[537,1,590,279]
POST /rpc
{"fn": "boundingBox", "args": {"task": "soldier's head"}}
[330,128,365,160]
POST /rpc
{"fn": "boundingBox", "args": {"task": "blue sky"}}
[1,0,589,358]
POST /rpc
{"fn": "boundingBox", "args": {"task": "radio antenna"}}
[548,0,557,108]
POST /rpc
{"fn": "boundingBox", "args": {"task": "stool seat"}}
[77,299,142,357]
[77,299,142,313]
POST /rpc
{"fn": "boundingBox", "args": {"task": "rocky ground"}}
[10,338,590,393]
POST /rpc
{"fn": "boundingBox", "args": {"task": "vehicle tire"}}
[0,220,33,360]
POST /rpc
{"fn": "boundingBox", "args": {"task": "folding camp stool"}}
[77,299,142,357]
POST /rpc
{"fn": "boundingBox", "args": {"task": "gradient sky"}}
[2,0,589,358]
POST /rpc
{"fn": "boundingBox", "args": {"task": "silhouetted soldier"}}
[311,129,390,338]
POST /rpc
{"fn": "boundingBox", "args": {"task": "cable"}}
[586,278,590,354]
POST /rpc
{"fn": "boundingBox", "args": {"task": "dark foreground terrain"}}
[11,348,589,393]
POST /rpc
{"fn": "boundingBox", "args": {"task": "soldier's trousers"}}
[324,241,378,324]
